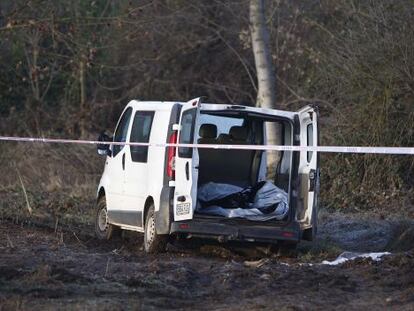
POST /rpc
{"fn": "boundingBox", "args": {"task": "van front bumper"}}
[170,218,301,244]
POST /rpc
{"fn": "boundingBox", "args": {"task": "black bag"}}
[200,181,267,209]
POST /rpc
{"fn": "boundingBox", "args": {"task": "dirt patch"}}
[315,211,414,252]
[0,220,414,310]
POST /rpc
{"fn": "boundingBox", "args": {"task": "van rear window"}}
[178,108,197,158]
[307,123,313,162]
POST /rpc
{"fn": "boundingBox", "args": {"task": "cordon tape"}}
[0,135,413,155]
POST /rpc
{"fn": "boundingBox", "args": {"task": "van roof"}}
[127,100,179,110]
[126,100,296,119]
[200,103,296,119]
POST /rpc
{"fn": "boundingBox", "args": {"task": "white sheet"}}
[197,182,289,221]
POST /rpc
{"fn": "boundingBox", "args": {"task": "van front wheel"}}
[144,205,168,253]
[95,196,119,240]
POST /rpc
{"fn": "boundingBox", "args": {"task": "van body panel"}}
[156,104,181,234]
[296,106,318,229]
[155,186,174,234]
[122,107,157,225]
[104,105,134,217]
[173,98,201,221]
[100,101,178,230]
[108,210,143,228]
[200,103,296,120]
[170,218,301,243]
[143,109,170,210]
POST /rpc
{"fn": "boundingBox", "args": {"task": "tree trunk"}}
[75,0,87,139]
[79,58,87,138]
[249,0,281,178]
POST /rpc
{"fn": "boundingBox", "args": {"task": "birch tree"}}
[249,0,280,176]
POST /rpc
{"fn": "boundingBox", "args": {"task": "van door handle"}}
[185,162,189,180]
[122,153,125,170]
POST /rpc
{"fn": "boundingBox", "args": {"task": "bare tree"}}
[249,0,280,176]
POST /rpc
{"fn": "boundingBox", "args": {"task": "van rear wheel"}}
[95,196,119,240]
[144,205,168,253]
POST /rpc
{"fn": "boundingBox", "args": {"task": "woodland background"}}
[0,0,413,222]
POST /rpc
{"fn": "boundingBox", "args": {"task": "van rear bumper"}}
[170,218,301,244]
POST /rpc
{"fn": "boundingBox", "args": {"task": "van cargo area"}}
[194,111,293,223]
[171,109,301,244]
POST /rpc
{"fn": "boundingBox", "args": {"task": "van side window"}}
[307,123,313,162]
[178,109,196,158]
[130,111,155,162]
[113,107,132,157]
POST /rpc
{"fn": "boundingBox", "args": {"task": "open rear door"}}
[297,106,319,231]
[173,98,201,221]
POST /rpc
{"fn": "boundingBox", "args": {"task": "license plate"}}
[176,202,191,216]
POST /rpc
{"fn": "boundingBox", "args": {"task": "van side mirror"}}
[97,132,112,156]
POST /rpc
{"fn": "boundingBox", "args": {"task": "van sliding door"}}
[173,98,201,221]
[297,106,319,230]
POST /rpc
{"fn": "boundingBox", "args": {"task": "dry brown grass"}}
[0,142,102,227]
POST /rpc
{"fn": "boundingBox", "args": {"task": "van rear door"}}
[297,106,319,229]
[173,98,201,221]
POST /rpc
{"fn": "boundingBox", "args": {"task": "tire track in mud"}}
[1,219,414,310]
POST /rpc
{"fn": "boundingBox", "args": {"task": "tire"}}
[95,196,119,240]
[144,205,168,254]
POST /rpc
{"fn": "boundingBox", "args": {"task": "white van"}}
[95,98,320,253]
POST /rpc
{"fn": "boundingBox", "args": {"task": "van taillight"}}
[282,232,295,238]
[167,131,177,179]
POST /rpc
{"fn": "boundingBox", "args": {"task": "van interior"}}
[195,111,293,219]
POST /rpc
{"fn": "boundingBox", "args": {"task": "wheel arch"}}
[97,187,106,201]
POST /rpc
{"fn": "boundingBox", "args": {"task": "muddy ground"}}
[0,212,414,311]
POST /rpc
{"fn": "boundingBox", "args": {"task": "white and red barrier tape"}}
[0,135,413,155]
